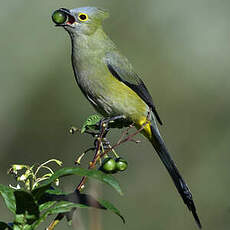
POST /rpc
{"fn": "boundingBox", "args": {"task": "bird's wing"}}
[105,51,162,125]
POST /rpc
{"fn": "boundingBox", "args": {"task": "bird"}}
[52,6,201,228]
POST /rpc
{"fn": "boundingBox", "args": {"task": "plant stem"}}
[47,112,150,229]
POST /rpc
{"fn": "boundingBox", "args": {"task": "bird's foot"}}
[99,115,127,133]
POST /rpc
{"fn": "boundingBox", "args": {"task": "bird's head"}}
[52,7,109,36]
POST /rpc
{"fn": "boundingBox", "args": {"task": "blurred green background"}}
[1,0,230,229]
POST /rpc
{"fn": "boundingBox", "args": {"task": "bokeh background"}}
[1,0,230,229]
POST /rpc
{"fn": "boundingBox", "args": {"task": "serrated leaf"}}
[0,184,16,213]
[0,222,13,230]
[98,199,125,223]
[81,114,102,133]
[39,167,123,195]
[14,190,39,224]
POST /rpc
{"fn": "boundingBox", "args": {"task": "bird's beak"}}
[55,8,77,27]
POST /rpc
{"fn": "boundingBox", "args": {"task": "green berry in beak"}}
[52,10,67,25]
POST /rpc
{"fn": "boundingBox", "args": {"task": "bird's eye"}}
[78,13,88,22]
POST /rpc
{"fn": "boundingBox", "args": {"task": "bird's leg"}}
[113,110,150,145]
[100,115,126,130]
[103,115,126,123]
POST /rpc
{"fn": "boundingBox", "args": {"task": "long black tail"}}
[150,125,201,228]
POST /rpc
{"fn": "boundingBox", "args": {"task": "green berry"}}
[100,157,117,174]
[52,10,67,25]
[116,158,128,171]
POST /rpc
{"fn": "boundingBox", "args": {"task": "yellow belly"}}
[95,74,149,121]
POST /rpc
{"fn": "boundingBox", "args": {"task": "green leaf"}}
[46,201,89,214]
[38,191,105,209]
[31,201,90,229]
[0,184,16,213]
[81,114,102,133]
[98,199,125,223]
[39,191,125,223]
[38,201,56,212]
[0,222,13,230]
[35,196,125,228]
[44,188,65,195]
[23,225,33,230]
[15,214,25,224]
[12,224,22,230]
[40,167,123,195]
[14,191,39,224]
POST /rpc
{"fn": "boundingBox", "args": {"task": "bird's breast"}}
[72,49,148,121]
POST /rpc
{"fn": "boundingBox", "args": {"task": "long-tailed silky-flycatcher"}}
[52,7,201,228]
